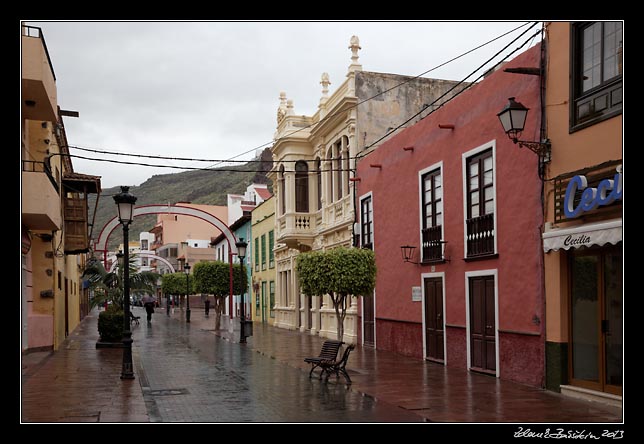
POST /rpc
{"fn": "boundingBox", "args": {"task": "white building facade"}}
[269,36,467,343]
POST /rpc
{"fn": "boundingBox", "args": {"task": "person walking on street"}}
[204,298,210,317]
[143,295,156,323]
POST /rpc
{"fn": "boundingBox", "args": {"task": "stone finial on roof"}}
[286,99,294,115]
[277,91,287,124]
[321,72,331,97]
[348,35,362,73]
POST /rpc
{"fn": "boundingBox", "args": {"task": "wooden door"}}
[363,293,375,347]
[469,276,496,374]
[424,278,444,362]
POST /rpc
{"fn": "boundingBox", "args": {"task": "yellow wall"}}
[251,197,276,325]
[543,22,622,344]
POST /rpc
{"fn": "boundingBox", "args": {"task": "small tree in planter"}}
[297,247,376,341]
[192,261,247,331]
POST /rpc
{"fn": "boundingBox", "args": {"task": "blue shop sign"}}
[564,166,622,219]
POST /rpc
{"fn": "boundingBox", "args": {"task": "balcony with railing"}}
[421,225,445,263]
[276,211,319,249]
[466,213,495,258]
[22,160,61,231]
[22,25,58,122]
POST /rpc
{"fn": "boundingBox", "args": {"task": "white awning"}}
[542,219,622,252]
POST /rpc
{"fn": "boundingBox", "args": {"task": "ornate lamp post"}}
[235,239,248,343]
[113,186,137,380]
[184,262,191,323]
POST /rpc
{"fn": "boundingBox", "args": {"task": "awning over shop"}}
[542,219,622,252]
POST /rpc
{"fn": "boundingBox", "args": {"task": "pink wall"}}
[357,45,544,386]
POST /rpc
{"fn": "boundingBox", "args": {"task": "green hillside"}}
[89,148,273,251]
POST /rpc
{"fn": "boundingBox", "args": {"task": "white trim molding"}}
[461,140,497,259]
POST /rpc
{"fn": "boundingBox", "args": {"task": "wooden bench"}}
[129,311,140,325]
[304,340,343,379]
[319,344,355,385]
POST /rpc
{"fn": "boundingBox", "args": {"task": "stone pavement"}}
[21,310,149,422]
[178,308,623,423]
[21,306,623,424]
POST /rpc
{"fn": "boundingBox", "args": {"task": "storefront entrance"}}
[569,244,622,395]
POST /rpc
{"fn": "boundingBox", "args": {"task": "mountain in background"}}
[89,148,273,251]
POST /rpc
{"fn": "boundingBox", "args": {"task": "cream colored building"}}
[268,36,467,343]
[251,196,276,325]
[21,25,101,351]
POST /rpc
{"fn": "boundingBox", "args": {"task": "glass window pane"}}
[483,170,493,186]
[434,185,442,200]
[483,155,493,172]
[471,191,479,205]
[571,254,599,382]
[485,199,494,214]
[434,173,441,188]
[470,176,479,190]
[436,200,443,214]
[424,176,432,192]
[469,163,478,178]
[471,203,479,218]
[435,213,442,226]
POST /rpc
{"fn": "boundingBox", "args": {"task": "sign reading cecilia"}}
[564,166,622,219]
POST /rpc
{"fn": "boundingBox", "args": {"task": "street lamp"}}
[235,239,248,343]
[113,186,137,380]
[497,97,551,163]
[184,262,191,323]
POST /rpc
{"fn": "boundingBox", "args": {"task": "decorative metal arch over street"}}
[94,204,240,318]
[109,252,176,274]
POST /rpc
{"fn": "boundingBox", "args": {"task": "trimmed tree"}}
[161,272,194,307]
[192,261,247,331]
[297,247,376,341]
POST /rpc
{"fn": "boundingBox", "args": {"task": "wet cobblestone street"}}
[134,308,422,422]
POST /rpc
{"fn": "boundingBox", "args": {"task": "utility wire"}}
[357,23,541,158]
[66,23,538,174]
[158,22,535,170]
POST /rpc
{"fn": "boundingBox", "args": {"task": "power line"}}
[64,25,541,177]
[61,153,355,174]
[357,23,542,158]
[171,22,535,169]
[67,23,538,176]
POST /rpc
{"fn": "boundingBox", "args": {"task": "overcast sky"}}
[25,21,541,189]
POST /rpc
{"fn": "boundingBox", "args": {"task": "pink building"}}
[150,203,228,272]
[356,45,544,386]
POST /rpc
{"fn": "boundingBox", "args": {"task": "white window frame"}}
[359,190,376,348]
[420,271,447,364]
[418,161,444,262]
[464,269,499,378]
[461,140,498,258]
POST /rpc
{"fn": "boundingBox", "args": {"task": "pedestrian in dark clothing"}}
[204,299,210,316]
[145,302,155,323]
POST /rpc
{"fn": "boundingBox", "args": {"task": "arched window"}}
[295,161,309,213]
[342,136,350,196]
[327,147,334,203]
[315,157,322,210]
[335,141,342,201]
[279,164,285,215]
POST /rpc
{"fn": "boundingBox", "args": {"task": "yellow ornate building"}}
[21,25,101,351]
[268,36,466,343]
[250,196,276,325]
